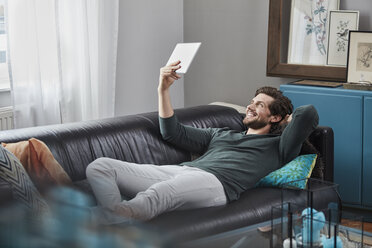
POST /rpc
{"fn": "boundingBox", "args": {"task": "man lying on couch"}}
[86,61,319,224]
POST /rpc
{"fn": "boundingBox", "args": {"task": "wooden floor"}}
[341,219,372,246]
[364,221,372,233]
[341,219,372,233]
[342,206,372,233]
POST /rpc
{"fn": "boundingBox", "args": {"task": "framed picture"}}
[288,0,340,65]
[347,31,372,84]
[327,11,359,67]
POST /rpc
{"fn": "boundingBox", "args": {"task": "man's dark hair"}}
[255,86,293,133]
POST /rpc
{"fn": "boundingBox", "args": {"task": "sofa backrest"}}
[0,105,334,182]
[0,105,245,181]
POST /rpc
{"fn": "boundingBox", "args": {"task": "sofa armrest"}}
[308,126,334,182]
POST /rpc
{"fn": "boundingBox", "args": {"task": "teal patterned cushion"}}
[0,146,49,214]
[256,154,317,189]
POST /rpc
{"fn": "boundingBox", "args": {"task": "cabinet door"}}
[283,90,363,205]
[363,97,372,207]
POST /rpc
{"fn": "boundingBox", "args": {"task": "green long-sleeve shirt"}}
[159,105,319,202]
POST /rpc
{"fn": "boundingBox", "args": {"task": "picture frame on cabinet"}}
[327,10,359,67]
[346,31,372,84]
[287,0,339,66]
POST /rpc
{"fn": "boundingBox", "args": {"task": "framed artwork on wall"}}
[347,31,372,84]
[266,0,347,81]
[287,0,340,66]
[327,10,359,67]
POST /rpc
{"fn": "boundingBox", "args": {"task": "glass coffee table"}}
[179,220,273,248]
[178,219,372,248]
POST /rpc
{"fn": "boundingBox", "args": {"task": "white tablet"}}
[166,42,201,74]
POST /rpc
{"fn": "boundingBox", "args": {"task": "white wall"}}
[183,0,291,108]
[183,0,372,108]
[114,0,184,117]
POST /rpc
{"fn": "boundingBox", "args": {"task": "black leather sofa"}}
[0,105,340,244]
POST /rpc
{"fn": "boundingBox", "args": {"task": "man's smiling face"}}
[243,93,275,130]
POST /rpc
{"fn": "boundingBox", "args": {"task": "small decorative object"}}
[288,0,339,65]
[347,31,372,85]
[299,208,325,246]
[283,238,297,248]
[321,235,343,248]
[327,10,359,66]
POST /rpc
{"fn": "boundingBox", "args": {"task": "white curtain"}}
[6,0,118,128]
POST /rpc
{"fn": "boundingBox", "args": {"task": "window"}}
[0,0,11,90]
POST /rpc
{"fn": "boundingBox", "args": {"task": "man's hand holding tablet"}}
[158,43,201,118]
[159,60,182,92]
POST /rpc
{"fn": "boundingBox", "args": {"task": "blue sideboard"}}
[280,84,372,209]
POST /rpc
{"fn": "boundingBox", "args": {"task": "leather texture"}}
[149,187,340,243]
[308,126,334,182]
[0,105,339,242]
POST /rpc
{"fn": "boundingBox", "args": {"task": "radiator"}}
[0,107,14,131]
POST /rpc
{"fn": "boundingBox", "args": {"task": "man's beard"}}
[243,118,269,130]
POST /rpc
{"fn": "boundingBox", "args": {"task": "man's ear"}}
[269,115,282,124]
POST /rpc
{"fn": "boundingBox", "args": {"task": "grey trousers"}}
[86,158,227,224]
